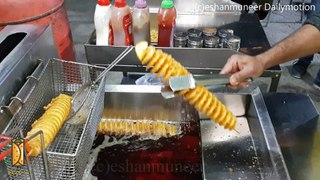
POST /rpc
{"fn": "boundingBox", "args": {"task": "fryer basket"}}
[1,59,106,180]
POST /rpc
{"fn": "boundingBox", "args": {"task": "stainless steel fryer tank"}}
[0,25,57,109]
[86,85,290,180]
[0,25,58,180]
[200,88,290,180]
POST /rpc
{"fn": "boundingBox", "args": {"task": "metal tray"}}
[84,0,241,74]
[84,41,238,74]
[200,88,290,180]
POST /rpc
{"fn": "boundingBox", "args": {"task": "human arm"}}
[220,24,320,86]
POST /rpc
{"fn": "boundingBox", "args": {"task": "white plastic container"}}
[132,0,150,45]
[94,0,112,45]
[110,0,133,46]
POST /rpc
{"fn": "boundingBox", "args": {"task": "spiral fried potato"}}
[136,42,189,81]
[135,41,237,130]
[98,119,177,137]
[178,86,237,129]
[26,94,71,157]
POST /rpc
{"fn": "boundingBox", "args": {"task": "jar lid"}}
[188,36,203,46]
[228,35,241,43]
[226,29,234,36]
[218,29,232,38]
[202,28,217,37]
[161,0,174,9]
[187,28,202,38]
[135,0,147,8]
[174,32,188,41]
[227,35,241,50]
[115,0,127,7]
[204,36,219,45]
[98,0,111,6]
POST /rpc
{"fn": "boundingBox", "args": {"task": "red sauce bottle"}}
[110,0,133,46]
[157,0,176,47]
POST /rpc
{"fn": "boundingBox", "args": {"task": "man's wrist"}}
[255,54,269,70]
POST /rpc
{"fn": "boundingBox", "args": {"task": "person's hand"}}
[220,54,265,86]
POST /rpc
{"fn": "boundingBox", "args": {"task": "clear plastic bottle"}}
[132,0,150,45]
[157,0,176,47]
[110,0,133,46]
[94,0,112,45]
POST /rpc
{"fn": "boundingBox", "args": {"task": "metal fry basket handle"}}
[66,46,134,125]
[0,59,46,122]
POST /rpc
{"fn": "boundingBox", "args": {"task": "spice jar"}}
[218,29,233,48]
[226,29,234,36]
[173,32,188,47]
[227,35,241,51]
[187,28,202,38]
[187,36,203,48]
[204,36,219,48]
[202,27,217,38]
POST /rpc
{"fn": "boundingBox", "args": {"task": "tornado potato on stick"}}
[135,41,238,130]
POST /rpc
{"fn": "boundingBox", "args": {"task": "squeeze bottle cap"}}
[161,0,174,9]
[135,0,147,8]
[115,0,127,7]
[98,0,110,6]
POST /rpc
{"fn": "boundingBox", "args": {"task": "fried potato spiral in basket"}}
[26,94,71,157]
[135,41,237,130]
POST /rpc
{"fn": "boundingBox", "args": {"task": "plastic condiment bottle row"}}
[94,0,176,47]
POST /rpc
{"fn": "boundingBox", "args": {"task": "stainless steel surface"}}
[86,45,239,72]
[0,25,58,108]
[194,74,234,86]
[201,88,290,180]
[163,74,253,99]
[0,25,58,132]
[86,44,281,91]
[168,74,232,92]
[262,93,319,180]
[104,85,188,122]
[94,46,133,82]
[85,43,280,93]
[162,74,230,99]
[0,25,57,180]
[101,85,289,179]
[0,60,45,129]
[169,75,196,91]
[0,59,106,180]
[160,86,176,99]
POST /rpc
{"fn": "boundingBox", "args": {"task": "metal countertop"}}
[263,93,319,180]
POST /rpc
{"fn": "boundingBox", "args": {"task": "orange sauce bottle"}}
[157,0,176,47]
